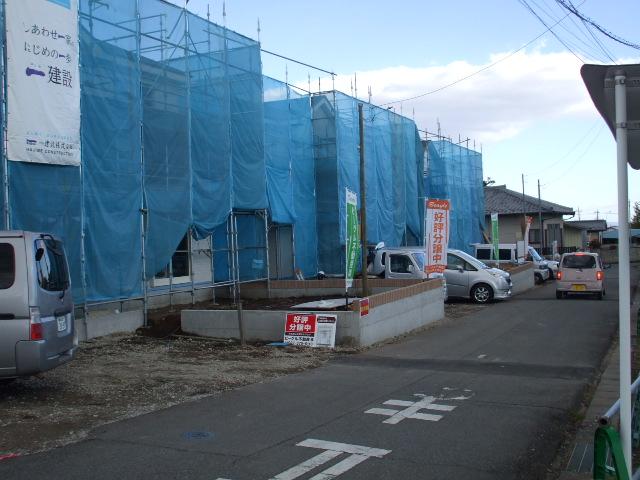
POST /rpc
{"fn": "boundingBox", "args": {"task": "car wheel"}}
[556,291,562,299]
[597,292,603,300]
[548,268,554,280]
[471,283,493,304]
[535,273,542,284]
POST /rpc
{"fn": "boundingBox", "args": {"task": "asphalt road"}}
[1,265,636,480]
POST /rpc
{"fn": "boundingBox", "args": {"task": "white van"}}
[0,231,76,381]
[367,246,447,300]
[472,243,557,283]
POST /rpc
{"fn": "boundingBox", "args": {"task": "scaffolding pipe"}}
[1,0,9,230]
[263,209,270,297]
[77,0,89,329]
[136,0,149,327]
[358,103,368,298]
[184,7,196,307]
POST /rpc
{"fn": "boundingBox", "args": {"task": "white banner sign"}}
[424,199,450,275]
[6,0,80,166]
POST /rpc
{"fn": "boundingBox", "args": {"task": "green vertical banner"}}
[491,212,499,261]
[345,188,360,291]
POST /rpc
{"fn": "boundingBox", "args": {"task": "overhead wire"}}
[518,0,584,63]
[555,0,640,51]
[380,7,574,106]
[529,0,609,62]
[536,118,601,170]
[541,124,606,186]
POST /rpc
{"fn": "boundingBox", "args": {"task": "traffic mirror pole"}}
[615,71,632,474]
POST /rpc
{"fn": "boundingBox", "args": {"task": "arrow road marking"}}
[365,393,459,424]
[216,438,391,480]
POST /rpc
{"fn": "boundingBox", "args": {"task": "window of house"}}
[153,233,214,287]
[529,228,541,243]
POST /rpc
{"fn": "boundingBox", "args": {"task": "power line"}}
[518,0,584,63]
[381,8,573,106]
[537,118,601,170]
[541,125,606,186]
[555,0,640,51]
[529,0,610,63]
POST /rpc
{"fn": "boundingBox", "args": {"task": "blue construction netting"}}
[3,0,266,302]
[425,140,485,253]
[263,77,318,277]
[312,91,424,274]
[0,0,444,302]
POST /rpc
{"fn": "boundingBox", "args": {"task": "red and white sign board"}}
[425,199,451,274]
[284,313,337,348]
[360,297,370,317]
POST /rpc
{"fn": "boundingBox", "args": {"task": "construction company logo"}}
[427,199,451,211]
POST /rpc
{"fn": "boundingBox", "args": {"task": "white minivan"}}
[0,231,76,381]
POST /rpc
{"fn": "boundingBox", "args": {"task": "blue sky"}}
[173,0,640,224]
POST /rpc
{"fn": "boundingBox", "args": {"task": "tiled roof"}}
[484,185,574,216]
[564,219,608,231]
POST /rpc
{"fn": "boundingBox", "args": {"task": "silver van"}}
[445,249,512,303]
[0,231,76,380]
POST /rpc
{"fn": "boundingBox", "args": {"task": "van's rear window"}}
[35,238,70,292]
[0,243,15,289]
[562,255,596,269]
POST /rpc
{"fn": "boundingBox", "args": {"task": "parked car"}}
[445,249,512,304]
[526,246,559,279]
[367,246,447,300]
[472,243,557,283]
[534,265,549,284]
[555,252,605,300]
[0,231,76,381]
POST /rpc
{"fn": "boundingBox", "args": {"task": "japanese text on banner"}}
[425,199,450,274]
[6,0,80,166]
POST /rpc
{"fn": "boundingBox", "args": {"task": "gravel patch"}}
[0,334,346,456]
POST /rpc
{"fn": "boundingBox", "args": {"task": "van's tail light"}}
[556,271,562,281]
[596,270,604,281]
[29,307,43,341]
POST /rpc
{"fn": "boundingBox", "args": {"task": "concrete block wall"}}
[75,309,144,342]
[182,278,445,347]
[509,263,535,295]
[237,278,422,299]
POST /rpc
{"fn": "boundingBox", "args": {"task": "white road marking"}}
[270,450,342,480]
[296,439,390,458]
[307,454,370,480]
[477,354,487,359]
[217,439,391,480]
[365,392,468,424]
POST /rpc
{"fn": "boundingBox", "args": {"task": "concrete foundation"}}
[75,308,144,342]
[182,279,445,347]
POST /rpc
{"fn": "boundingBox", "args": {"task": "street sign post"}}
[581,63,640,475]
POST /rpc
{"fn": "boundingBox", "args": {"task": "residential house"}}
[563,219,608,248]
[484,185,576,251]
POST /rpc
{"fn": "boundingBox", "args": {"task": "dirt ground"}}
[0,300,485,458]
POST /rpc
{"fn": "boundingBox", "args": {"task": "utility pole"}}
[538,179,543,249]
[358,104,368,297]
[522,173,527,215]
